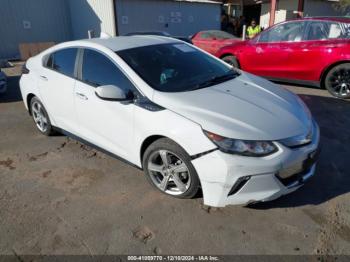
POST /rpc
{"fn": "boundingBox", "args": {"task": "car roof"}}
[76,35,180,52]
[125,31,171,36]
[297,16,350,23]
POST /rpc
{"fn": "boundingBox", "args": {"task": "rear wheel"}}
[221,55,239,68]
[30,97,55,136]
[142,138,200,199]
[324,63,350,99]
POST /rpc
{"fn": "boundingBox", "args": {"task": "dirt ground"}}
[0,64,350,256]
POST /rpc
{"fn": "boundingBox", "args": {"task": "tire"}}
[142,138,200,199]
[221,55,239,68]
[30,97,55,136]
[324,63,350,99]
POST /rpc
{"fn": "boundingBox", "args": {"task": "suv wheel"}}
[324,63,350,99]
[222,55,239,68]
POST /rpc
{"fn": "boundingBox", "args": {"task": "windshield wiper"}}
[189,71,240,91]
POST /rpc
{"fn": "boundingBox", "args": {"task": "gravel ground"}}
[0,64,350,256]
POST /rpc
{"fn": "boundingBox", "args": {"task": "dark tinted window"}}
[46,55,53,68]
[50,48,77,77]
[81,49,135,93]
[117,43,239,92]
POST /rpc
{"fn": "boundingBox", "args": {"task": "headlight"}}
[204,131,278,157]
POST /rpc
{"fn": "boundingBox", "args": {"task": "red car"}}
[192,30,241,55]
[216,17,350,98]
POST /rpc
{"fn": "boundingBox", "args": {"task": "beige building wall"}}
[260,0,299,28]
[68,0,116,39]
[260,0,348,29]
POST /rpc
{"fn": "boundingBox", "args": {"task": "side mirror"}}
[95,85,133,102]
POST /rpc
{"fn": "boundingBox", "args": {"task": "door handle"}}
[76,92,88,100]
[40,75,48,81]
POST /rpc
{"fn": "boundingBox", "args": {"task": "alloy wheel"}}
[147,150,191,195]
[328,68,350,97]
[31,101,48,133]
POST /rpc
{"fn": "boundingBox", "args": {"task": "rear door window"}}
[47,48,78,77]
[306,21,350,40]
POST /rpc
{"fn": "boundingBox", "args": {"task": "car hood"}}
[152,72,312,141]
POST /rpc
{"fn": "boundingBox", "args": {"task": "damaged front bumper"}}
[192,122,320,207]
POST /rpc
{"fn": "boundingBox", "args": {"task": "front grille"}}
[276,148,320,187]
[276,167,312,186]
[278,161,304,179]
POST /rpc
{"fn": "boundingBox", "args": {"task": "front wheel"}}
[221,55,239,68]
[324,63,350,99]
[142,138,200,199]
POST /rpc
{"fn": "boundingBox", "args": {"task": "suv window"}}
[81,49,135,93]
[259,22,305,43]
[47,48,77,77]
[306,21,350,40]
[340,22,350,39]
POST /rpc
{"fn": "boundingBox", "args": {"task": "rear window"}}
[306,21,350,40]
[46,48,78,77]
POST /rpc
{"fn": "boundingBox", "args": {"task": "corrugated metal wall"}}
[304,0,349,17]
[0,0,221,59]
[0,0,72,59]
[68,0,116,40]
[116,0,221,36]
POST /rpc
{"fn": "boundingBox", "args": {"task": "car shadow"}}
[249,94,350,209]
[0,76,22,103]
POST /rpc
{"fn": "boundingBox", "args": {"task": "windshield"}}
[117,43,239,92]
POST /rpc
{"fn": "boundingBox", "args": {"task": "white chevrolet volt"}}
[20,36,320,207]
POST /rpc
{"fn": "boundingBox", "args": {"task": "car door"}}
[38,48,79,133]
[74,48,136,160]
[285,20,344,82]
[239,21,305,79]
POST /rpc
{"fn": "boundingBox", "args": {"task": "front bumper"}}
[192,121,320,207]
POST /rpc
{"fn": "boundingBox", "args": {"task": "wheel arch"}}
[220,52,235,59]
[320,60,350,88]
[219,53,241,68]
[140,135,166,166]
[26,93,36,115]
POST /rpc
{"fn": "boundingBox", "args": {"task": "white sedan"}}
[20,36,320,207]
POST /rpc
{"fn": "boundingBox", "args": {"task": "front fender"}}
[132,107,216,167]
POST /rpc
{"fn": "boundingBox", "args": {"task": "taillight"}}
[22,63,30,74]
